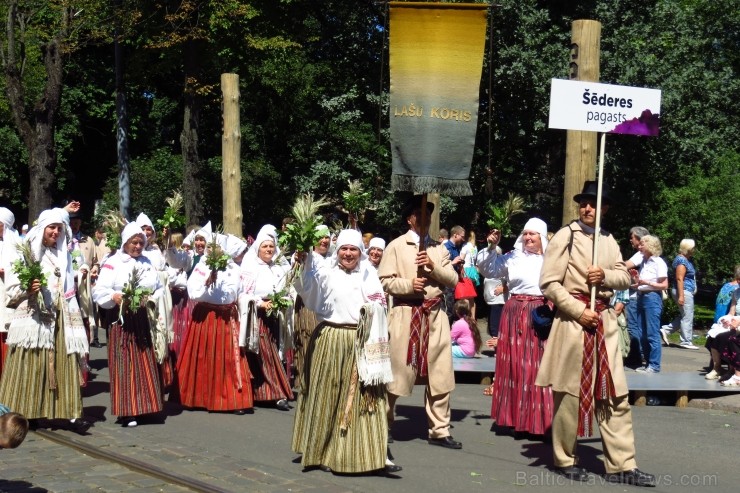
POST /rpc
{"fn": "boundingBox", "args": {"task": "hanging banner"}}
[549,79,662,136]
[389,2,488,196]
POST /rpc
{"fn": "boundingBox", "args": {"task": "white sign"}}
[548,79,662,136]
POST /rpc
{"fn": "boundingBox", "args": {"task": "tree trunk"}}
[2,2,66,220]
[181,39,204,226]
[114,0,132,220]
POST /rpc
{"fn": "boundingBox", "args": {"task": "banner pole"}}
[590,132,606,310]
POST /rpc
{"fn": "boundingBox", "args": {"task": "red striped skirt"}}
[108,308,164,417]
[490,294,553,435]
[169,288,193,357]
[177,302,253,411]
[247,314,293,403]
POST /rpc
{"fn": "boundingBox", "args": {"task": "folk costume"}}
[378,224,459,442]
[536,220,638,473]
[92,223,164,425]
[239,227,293,407]
[477,218,553,436]
[0,208,88,420]
[176,235,253,412]
[292,224,330,391]
[291,230,393,474]
[0,208,20,373]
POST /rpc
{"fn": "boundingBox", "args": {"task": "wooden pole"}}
[428,193,440,242]
[590,133,606,310]
[221,73,243,236]
[562,20,601,225]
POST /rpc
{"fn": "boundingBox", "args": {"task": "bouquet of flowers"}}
[120,266,153,317]
[485,193,525,239]
[13,241,51,318]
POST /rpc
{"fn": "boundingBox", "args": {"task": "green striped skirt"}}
[0,315,82,420]
[291,323,387,473]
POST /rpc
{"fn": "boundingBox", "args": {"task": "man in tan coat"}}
[536,181,655,486]
[378,196,461,449]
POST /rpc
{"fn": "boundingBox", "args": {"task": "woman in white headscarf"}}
[93,223,163,428]
[177,233,253,414]
[291,229,398,474]
[239,225,293,410]
[0,206,90,432]
[0,207,20,373]
[477,217,553,437]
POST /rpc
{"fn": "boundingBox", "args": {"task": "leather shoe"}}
[69,419,92,434]
[427,436,462,449]
[376,464,403,475]
[554,466,590,482]
[90,340,103,348]
[319,465,332,473]
[276,399,290,411]
[605,468,656,487]
[233,409,247,415]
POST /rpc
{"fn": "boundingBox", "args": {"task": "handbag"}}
[454,271,477,300]
[531,301,556,340]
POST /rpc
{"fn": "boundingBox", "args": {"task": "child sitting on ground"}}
[0,404,29,449]
[451,300,482,358]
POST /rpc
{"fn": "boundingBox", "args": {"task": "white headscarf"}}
[193,221,213,243]
[368,237,385,251]
[136,212,155,233]
[25,208,74,301]
[330,229,368,268]
[0,208,15,232]
[248,228,279,264]
[0,207,20,260]
[513,217,549,253]
[224,234,248,259]
[121,222,147,250]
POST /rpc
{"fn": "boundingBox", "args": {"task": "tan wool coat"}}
[535,222,631,397]
[378,232,459,397]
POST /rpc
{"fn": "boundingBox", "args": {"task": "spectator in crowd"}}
[624,226,650,368]
[450,299,481,358]
[0,404,28,449]
[478,217,552,437]
[477,238,507,338]
[536,181,655,486]
[438,229,449,244]
[442,225,465,320]
[459,230,479,319]
[705,287,740,380]
[714,265,740,323]
[635,235,668,373]
[661,239,699,350]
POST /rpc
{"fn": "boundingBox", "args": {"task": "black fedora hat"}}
[573,180,612,206]
[401,195,435,219]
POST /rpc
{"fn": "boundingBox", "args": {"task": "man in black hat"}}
[535,181,656,486]
[378,196,462,449]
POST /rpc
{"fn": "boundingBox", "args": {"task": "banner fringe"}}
[391,175,472,196]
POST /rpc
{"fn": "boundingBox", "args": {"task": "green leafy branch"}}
[13,241,51,317]
[156,191,186,232]
[485,193,525,239]
[120,266,153,317]
[266,289,293,318]
[102,210,127,250]
[278,194,330,255]
[341,179,372,226]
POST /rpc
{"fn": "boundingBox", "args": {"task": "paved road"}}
[0,334,738,493]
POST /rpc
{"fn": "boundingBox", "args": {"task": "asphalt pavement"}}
[0,332,738,493]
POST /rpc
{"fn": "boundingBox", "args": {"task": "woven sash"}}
[572,293,616,437]
[395,297,441,377]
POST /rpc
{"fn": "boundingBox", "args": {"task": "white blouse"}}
[92,252,161,309]
[637,255,668,292]
[297,252,385,325]
[477,248,543,296]
[187,258,240,305]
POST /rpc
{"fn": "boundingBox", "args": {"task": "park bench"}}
[626,371,740,407]
[453,354,495,384]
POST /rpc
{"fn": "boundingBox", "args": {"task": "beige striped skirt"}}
[291,323,387,473]
[0,315,82,420]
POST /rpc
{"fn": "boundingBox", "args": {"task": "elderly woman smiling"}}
[635,235,668,373]
[477,217,553,437]
[93,223,164,427]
